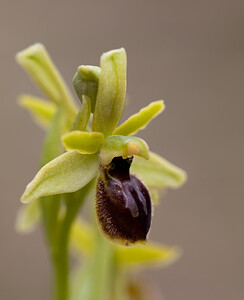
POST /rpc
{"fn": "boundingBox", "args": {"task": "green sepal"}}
[62,131,104,154]
[18,94,57,129]
[70,219,95,256]
[70,95,91,131]
[113,100,165,136]
[40,105,68,167]
[70,226,114,300]
[92,48,127,136]
[70,220,180,270]
[16,43,77,119]
[15,200,41,233]
[148,187,161,205]
[38,105,68,239]
[73,65,100,112]
[115,242,181,269]
[21,152,99,203]
[131,151,187,188]
[100,135,149,166]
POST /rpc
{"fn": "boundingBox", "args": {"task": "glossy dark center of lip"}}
[107,156,133,181]
[96,156,152,245]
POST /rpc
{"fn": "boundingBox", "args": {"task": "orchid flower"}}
[16,44,186,300]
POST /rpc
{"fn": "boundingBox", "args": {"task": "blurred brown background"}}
[0,0,243,299]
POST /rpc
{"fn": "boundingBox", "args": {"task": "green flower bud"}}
[73,65,100,113]
[96,156,152,246]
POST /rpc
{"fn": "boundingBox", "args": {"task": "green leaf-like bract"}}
[131,151,187,188]
[113,100,165,136]
[21,152,99,203]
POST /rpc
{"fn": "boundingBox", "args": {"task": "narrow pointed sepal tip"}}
[96,156,152,246]
[20,189,31,204]
[16,43,44,62]
[21,196,27,204]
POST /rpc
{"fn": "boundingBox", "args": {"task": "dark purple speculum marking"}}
[96,156,152,246]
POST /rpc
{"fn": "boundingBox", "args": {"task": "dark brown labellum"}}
[96,156,152,246]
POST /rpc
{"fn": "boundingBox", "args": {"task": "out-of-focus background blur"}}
[0,0,243,299]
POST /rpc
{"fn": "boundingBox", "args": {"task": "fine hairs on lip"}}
[96,156,152,246]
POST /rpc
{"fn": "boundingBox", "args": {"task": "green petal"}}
[92,48,127,136]
[16,43,77,119]
[62,131,104,154]
[131,152,187,188]
[113,100,165,136]
[70,95,91,131]
[100,135,149,166]
[115,242,181,269]
[15,200,41,233]
[73,65,100,112]
[21,152,99,203]
[70,219,95,256]
[18,94,57,129]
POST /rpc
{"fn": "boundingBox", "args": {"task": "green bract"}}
[17,44,187,300]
